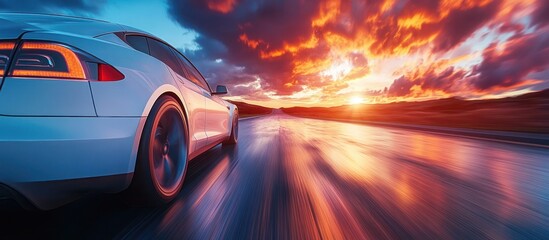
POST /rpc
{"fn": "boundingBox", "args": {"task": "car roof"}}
[0,12,150,38]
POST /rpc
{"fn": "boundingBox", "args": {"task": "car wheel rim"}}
[151,105,187,195]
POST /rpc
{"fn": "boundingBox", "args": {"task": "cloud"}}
[387,64,467,97]
[205,0,238,14]
[168,0,324,98]
[431,1,500,52]
[497,22,524,34]
[0,0,106,13]
[166,0,513,100]
[387,28,549,98]
[469,30,549,91]
[532,0,549,28]
[166,0,548,104]
[387,76,417,97]
[364,0,502,55]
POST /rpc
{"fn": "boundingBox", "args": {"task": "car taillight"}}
[0,40,124,81]
[98,63,125,81]
[11,42,86,79]
[0,42,15,77]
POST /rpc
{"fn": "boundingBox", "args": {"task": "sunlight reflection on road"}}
[132,112,548,239]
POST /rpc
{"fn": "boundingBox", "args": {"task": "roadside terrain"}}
[227,100,272,118]
[282,89,549,133]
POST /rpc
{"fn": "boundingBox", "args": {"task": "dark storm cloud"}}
[0,0,106,13]
[168,0,323,96]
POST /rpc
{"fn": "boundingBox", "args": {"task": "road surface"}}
[1,111,548,239]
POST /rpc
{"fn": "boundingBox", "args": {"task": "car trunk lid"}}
[0,18,38,39]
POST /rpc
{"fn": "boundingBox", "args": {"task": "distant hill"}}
[282,89,549,133]
[227,100,272,117]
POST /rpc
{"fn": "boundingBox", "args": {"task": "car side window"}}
[146,38,187,78]
[125,35,149,55]
[173,50,210,92]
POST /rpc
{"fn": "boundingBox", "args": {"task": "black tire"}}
[129,95,188,205]
[223,111,239,145]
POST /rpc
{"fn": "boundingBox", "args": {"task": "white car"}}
[0,13,239,210]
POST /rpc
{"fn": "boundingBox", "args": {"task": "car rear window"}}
[174,51,210,91]
[147,38,187,77]
[125,35,149,55]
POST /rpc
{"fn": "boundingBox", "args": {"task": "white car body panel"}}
[170,73,209,151]
[0,116,141,209]
[0,77,96,116]
[206,95,231,144]
[0,13,237,209]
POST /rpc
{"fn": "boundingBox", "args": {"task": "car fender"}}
[226,102,238,136]
[127,85,190,173]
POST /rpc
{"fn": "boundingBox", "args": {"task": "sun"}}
[349,96,365,105]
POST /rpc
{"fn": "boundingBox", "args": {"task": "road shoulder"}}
[287,115,549,148]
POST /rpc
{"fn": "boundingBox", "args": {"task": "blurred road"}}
[2,111,548,239]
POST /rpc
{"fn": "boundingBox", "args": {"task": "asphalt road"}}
[1,111,548,239]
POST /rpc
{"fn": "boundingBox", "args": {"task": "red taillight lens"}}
[98,63,125,81]
[0,42,15,77]
[11,42,86,79]
[1,41,124,81]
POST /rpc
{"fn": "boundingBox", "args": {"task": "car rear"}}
[0,16,146,210]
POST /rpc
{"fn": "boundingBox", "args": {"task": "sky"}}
[1,0,548,108]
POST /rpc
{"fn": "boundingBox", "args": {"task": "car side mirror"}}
[213,85,228,95]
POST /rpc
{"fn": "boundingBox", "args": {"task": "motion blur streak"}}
[1,111,548,239]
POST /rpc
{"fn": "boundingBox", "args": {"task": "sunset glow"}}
[163,0,549,107]
[321,60,354,81]
[349,96,365,105]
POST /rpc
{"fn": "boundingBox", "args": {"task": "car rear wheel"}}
[223,111,238,145]
[129,95,188,205]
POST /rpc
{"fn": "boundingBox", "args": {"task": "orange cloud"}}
[239,33,261,49]
[206,0,237,14]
